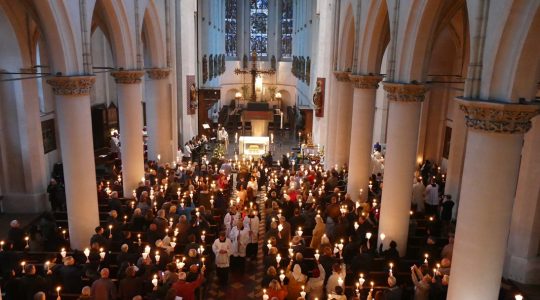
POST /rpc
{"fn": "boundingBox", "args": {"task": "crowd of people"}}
[0,136,456,300]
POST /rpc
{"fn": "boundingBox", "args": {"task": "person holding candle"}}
[267,279,288,300]
[285,263,307,300]
[374,275,402,300]
[212,231,232,286]
[52,256,84,294]
[326,263,346,298]
[7,220,25,251]
[304,262,325,300]
[410,264,430,300]
[173,267,206,300]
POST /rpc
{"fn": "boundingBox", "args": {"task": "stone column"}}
[346,74,383,201]
[146,68,172,163]
[377,82,427,255]
[46,76,100,250]
[447,99,539,300]
[111,70,145,196]
[504,117,540,284]
[333,71,353,167]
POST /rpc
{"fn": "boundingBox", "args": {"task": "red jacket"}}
[173,275,204,300]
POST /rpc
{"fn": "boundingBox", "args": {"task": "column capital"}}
[110,70,145,84]
[334,70,351,82]
[383,82,428,102]
[46,76,96,96]
[146,68,171,80]
[349,74,383,89]
[456,98,540,134]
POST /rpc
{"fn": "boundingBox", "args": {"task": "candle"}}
[21,261,26,273]
[359,273,365,287]
[515,295,524,300]
[0,240,4,251]
[56,286,61,297]
[424,253,429,264]
[279,270,285,283]
[389,262,394,275]
[84,248,90,262]
[276,254,281,265]
[155,251,160,263]
[152,274,158,287]
[314,249,320,261]
[99,248,106,259]
[337,277,343,286]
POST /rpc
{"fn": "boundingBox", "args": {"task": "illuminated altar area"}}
[238,136,270,157]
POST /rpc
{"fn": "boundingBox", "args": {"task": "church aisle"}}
[206,183,267,299]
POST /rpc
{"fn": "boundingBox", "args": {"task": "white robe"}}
[243,216,259,244]
[224,212,240,237]
[229,226,250,257]
[212,238,232,268]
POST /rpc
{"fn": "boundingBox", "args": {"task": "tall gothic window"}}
[280,0,293,58]
[250,0,269,57]
[225,0,238,57]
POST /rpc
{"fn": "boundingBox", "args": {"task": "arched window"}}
[225,0,238,57]
[225,0,292,61]
[250,0,269,57]
[280,0,293,58]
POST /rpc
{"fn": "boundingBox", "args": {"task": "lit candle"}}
[99,248,106,259]
[515,295,524,300]
[21,261,26,273]
[276,254,281,266]
[56,286,61,297]
[424,253,429,265]
[0,240,4,251]
[359,273,365,287]
[314,249,320,261]
[84,248,90,262]
[152,274,158,287]
[279,269,285,283]
[155,251,160,263]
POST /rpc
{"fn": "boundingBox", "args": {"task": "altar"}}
[238,136,270,157]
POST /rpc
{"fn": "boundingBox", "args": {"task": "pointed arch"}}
[92,0,137,68]
[142,0,166,68]
[337,2,355,71]
[483,0,540,101]
[357,0,390,74]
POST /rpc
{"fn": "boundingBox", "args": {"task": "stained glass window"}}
[250,0,269,57]
[225,0,238,57]
[281,0,293,58]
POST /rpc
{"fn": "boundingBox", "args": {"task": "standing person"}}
[440,195,455,235]
[244,209,259,260]
[91,268,117,300]
[223,206,239,237]
[229,220,250,274]
[212,231,232,286]
[411,178,426,213]
[424,179,439,215]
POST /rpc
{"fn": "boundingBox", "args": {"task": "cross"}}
[234,51,275,102]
